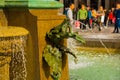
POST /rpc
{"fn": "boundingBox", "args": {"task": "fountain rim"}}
[76,47,120,54]
[0,26,29,38]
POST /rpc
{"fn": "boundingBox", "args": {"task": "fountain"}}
[0,27,29,80]
[0,0,69,80]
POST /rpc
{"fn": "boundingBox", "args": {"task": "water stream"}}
[90,29,110,54]
[69,23,111,56]
[0,27,28,80]
[10,36,27,80]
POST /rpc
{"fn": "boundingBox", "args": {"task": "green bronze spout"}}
[0,0,63,9]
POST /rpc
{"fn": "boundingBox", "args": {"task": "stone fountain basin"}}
[0,26,28,80]
[77,33,120,48]
[0,27,29,37]
[80,33,120,42]
[0,27,29,55]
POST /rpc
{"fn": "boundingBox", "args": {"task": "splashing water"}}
[90,28,111,54]
[10,36,27,80]
[0,36,27,80]
[0,27,28,80]
[71,22,110,54]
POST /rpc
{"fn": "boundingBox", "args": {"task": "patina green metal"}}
[5,0,28,7]
[0,0,63,9]
[0,0,5,7]
[29,0,63,9]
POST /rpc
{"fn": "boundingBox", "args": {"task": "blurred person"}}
[67,3,75,25]
[97,6,105,29]
[92,9,97,18]
[87,6,92,29]
[104,9,109,27]
[113,3,120,33]
[91,9,101,31]
[108,8,115,25]
[77,4,87,30]
[64,7,69,17]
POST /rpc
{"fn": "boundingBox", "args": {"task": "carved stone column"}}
[29,9,68,80]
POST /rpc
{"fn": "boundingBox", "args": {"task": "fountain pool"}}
[68,49,120,80]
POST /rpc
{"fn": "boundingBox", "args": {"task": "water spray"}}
[79,21,110,54]
[70,20,111,55]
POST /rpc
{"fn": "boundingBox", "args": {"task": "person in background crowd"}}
[108,8,115,25]
[97,6,105,29]
[113,3,120,33]
[104,9,109,27]
[64,7,69,17]
[77,4,87,30]
[91,9,101,31]
[67,3,75,25]
[87,6,92,29]
[92,9,97,18]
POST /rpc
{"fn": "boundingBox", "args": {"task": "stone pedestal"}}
[0,0,69,80]
[1,8,69,80]
[30,9,69,80]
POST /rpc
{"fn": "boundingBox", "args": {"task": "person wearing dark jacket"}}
[113,3,120,33]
